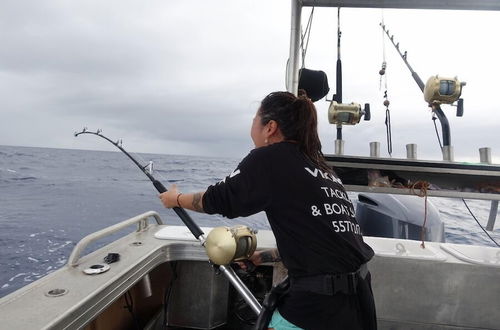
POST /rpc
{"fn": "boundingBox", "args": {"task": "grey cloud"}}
[1,2,499,163]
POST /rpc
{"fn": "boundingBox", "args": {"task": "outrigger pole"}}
[74,128,262,315]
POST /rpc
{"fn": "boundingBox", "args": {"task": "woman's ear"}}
[266,120,279,136]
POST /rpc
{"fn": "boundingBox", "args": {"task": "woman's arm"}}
[159,184,206,213]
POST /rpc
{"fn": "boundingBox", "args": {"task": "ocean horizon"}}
[1,144,499,298]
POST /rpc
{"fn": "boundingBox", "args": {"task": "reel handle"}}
[364,103,371,121]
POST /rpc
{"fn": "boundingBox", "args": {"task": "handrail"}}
[67,211,163,267]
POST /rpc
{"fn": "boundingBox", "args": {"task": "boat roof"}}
[300,0,500,11]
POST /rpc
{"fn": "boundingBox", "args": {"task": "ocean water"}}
[1,145,499,298]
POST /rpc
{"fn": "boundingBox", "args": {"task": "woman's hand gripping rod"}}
[74,128,262,315]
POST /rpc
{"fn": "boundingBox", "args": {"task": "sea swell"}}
[0,145,499,299]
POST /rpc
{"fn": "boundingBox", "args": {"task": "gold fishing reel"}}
[328,101,371,125]
[204,225,257,265]
[424,75,466,116]
[424,75,465,105]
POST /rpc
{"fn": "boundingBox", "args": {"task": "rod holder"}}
[406,144,417,159]
[369,142,380,158]
[442,145,454,162]
[479,147,492,164]
[335,140,344,155]
[487,202,499,231]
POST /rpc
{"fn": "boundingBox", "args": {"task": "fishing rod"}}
[327,8,370,155]
[380,24,424,93]
[380,23,466,151]
[74,128,262,315]
[334,7,343,142]
[74,127,204,239]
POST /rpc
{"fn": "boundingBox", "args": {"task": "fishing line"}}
[462,199,500,247]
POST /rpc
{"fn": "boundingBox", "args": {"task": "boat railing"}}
[67,211,163,267]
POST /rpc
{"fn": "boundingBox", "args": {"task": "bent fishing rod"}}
[74,128,203,239]
[74,128,262,315]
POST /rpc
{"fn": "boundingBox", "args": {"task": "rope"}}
[409,181,430,248]
[373,178,499,248]
[369,175,430,247]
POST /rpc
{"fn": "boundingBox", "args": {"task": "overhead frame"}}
[300,0,500,11]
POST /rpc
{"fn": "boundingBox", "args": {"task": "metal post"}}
[487,202,499,231]
[287,0,302,95]
[479,147,492,163]
[479,147,498,231]
[406,144,417,159]
[442,145,454,162]
[219,265,262,315]
[139,274,153,298]
[335,140,344,155]
[370,142,380,158]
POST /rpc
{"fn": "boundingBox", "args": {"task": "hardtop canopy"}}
[300,0,500,11]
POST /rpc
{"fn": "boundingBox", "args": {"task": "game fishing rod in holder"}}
[380,23,466,161]
[74,128,262,315]
[327,8,371,155]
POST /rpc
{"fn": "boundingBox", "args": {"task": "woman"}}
[160,91,376,330]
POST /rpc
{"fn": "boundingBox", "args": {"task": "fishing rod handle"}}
[153,180,205,240]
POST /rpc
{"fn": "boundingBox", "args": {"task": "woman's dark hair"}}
[259,90,331,173]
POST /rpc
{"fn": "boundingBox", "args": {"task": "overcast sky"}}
[1,1,499,163]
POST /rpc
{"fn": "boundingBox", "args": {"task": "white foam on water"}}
[8,273,28,282]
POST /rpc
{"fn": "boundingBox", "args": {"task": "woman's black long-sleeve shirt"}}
[202,142,374,328]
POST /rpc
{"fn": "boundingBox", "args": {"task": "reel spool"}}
[204,225,257,265]
[328,101,371,125]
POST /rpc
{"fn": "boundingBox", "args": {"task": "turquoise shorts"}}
[268,309,303,330]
